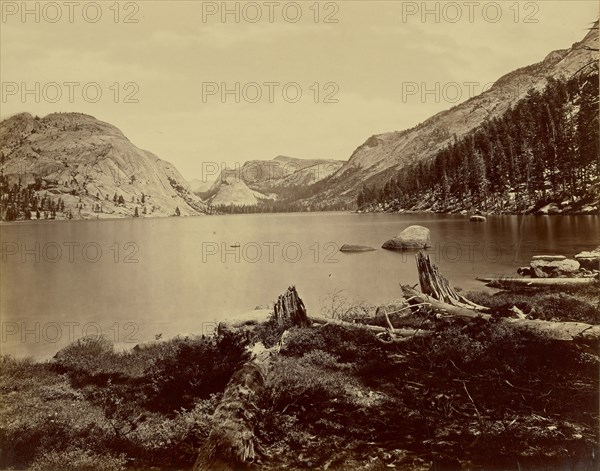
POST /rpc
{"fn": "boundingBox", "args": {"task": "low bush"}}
[264,354,357,413]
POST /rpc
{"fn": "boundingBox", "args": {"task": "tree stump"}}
[416,252,488,311]
[273,286,310,327]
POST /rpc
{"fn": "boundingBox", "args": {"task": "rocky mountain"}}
[0,112,206,220]
[305,22,599,207]
[240,156,344,194]
[195,156,345,207]
[204,168,275,207]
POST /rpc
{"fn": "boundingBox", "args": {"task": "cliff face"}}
[305,23,599,207]
[0,112,206,220]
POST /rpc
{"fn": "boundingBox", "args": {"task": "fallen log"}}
[194,286,308,471]
[192,344,270,471]
[307,313,429,339]
[402,286,600,342]
[477,276,599,290]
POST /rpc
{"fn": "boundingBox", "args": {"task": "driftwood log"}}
[477,276,599,290]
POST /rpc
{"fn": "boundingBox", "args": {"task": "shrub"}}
[253,317,290,348]
[123,396,219,467]
[53,335,116,377]
[280,327,328,356]
[142,330,250,411]
[263,356,358,414]
[30,448,126,471]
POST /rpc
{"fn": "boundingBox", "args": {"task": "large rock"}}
[575,246,600,271]
[469,215,486,222]
[382,225,431,251]
[340,244,376,253]
[581,205,598,215]
[537,203,561,215]
[530,257,580,278]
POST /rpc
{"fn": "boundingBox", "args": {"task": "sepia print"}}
[0,1,599,470]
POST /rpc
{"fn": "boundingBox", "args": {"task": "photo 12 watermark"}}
[1,1,141,23]
[200,1,340,24]
[400,1,540,24]
[1,241,140,264]
[401,80,529,104]
[398,241,542,264]
[197,159,342,186]
[201,241,341,264]
[1,81,140,104]
[1,321,140,344]
[201,81,339,104]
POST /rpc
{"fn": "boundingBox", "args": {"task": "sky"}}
[1,1,598,180]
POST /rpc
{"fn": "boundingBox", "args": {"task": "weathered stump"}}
[273,286,310,327]
[416,252,488,311]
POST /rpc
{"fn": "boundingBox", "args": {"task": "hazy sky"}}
[1,1,597,179]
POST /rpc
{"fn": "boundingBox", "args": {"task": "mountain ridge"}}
[304,22,599,208]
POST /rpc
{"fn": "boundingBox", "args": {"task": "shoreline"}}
[2,208,599,225]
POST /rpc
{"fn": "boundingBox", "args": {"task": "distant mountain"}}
[194,156,345,207]
[240,156,344,194]
[0,113,206,220]
[204,168,275,207]
[304,22,599,208]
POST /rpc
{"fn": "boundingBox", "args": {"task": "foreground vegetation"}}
[1,286,598,470]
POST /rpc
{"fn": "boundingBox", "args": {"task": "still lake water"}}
[1,212,598,359]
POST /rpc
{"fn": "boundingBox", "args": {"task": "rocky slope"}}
[0,112,206,220]
[305,22,599,207]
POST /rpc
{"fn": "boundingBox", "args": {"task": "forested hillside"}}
[357,72,599,214]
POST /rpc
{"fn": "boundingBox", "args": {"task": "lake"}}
[1,212,598,359]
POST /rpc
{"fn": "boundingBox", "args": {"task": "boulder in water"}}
[530,257,580,278]
[469,215,486,222]
[382,225,431,251]
[537,203,561,215]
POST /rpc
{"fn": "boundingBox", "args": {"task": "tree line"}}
[357,72,599,212]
